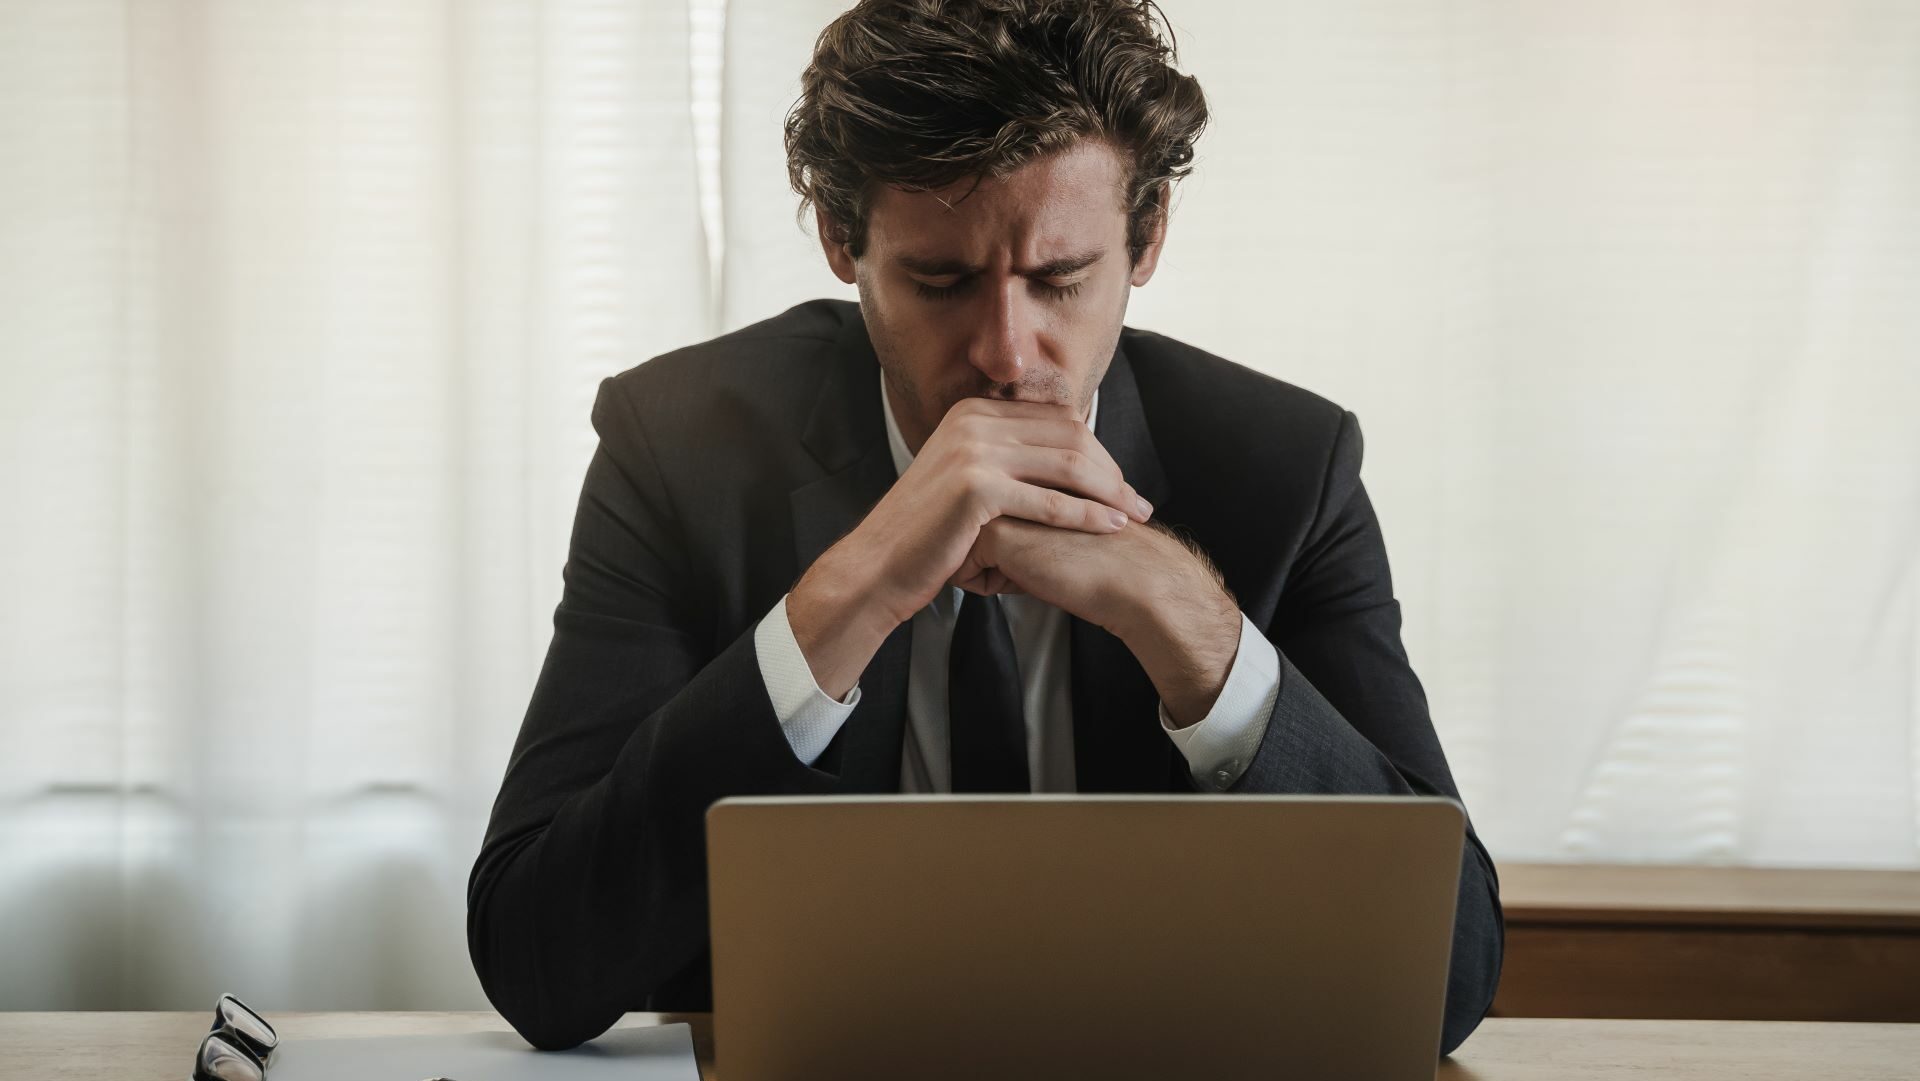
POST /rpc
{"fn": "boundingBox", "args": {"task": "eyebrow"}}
[894,247,1106,279]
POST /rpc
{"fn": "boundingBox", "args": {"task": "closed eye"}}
[913,277,1084,302]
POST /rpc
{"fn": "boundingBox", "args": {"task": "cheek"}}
[1056,320,1115,383]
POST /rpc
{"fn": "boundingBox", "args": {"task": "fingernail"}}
[1108,509,1128,529]
[1135,496,1153,519]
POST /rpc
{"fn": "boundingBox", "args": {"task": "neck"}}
[881,374,932,458]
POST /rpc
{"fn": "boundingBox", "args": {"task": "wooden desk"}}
[1495,862,1920,1021]
[5,1010,1918,1080]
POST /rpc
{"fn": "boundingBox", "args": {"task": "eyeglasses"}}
[190,994,278,1081]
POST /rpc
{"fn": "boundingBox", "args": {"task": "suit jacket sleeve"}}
[466,375,839,1051]
[1226,408,1505,1058]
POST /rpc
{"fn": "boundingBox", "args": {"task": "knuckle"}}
[960,464,994,498]
[1041,487,1070,521]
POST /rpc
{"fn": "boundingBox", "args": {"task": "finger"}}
[956,405,1099,457]
[1004,414,1105,453]
[950,396,1082,421]
[1003,418,1150,517]
[999,479,1131,534]
[961,567,1019,596]
[1003,444,1150,523]
[946,402,1122,474]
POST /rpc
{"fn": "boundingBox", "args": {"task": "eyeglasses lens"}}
[197,1033,264,1081]
[220,996,277,1050]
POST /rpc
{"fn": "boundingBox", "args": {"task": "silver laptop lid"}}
[708,794,1465,1081]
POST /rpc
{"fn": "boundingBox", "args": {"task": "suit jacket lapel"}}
[1070,342,1182,793]
[789,312,912,793]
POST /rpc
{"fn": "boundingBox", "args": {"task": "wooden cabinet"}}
[1490,863,1920,1021]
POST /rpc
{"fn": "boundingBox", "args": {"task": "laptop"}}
[706,794,1465,1081]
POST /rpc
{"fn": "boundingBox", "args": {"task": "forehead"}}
[867,138,1129,259]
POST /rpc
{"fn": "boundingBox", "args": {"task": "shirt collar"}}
[879,370,1101,479]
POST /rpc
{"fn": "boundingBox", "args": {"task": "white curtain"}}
[2,0,1916,1011]
[0,0,714,1009]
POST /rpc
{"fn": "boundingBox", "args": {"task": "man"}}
[468,0,1503,1059]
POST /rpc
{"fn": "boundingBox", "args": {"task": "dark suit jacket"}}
[467,298,1504,1056]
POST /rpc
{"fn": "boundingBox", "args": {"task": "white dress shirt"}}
[752,373,1281,792]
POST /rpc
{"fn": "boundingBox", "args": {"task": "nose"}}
[966,276,1035,388]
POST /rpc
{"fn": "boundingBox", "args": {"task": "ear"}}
[816,206,858,285]
[1127,184,1171,287]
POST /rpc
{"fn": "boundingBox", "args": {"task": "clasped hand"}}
[867,396,1224,647]
[793,394,1240,722]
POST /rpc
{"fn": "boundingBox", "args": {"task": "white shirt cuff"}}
[754,591,862,766]
[1160,610,1280,791]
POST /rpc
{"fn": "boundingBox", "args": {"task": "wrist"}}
[1115,580,1233,666]
[1105,579,1159,645]
[1115,569,1240,729]
[786,540,904,699]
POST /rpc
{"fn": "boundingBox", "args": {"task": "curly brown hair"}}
[784,0,1210,269]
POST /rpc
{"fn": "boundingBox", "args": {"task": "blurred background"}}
[2,0,1916,1013]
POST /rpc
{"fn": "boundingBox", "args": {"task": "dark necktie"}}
[947,591,1031,792]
